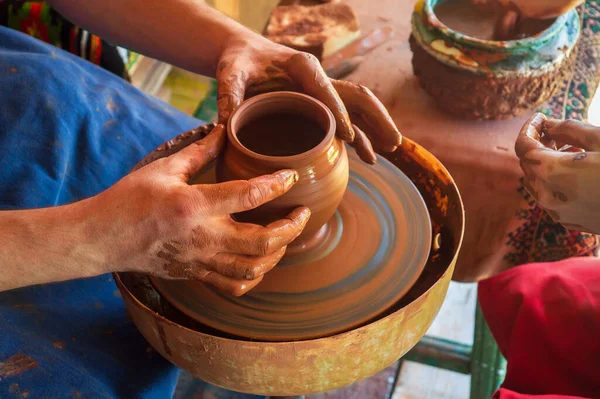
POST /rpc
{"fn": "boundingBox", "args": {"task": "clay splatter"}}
[155,320,172,356]
[103,119,117,130]
[53,340,66,350]
[0,354,38,378]
[106,97,117,112]
[8,384,29,398]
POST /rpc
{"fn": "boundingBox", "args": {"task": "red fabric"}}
[478,258,600,399]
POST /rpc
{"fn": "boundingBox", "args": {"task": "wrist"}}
[0,200,112,291]
[219,29,271,60]
[47,198,114,277]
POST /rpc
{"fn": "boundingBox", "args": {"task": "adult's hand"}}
[92,125,310,295]
[515,113,600,234]
[216,38,402,165]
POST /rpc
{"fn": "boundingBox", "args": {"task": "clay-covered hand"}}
[474,0,583,19]
[91,125,310,296]
[515,113,600,234]
[217,38,401,164]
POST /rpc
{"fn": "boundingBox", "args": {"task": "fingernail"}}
[395,130,403,145]
[211,124,225,133]
[298,207,311,224]
[276,170,299,186]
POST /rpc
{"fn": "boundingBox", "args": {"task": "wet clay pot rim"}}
[227,91,336,163]
[420,0,570,52]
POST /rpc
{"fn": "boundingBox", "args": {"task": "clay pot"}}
[115,123,465,396]
[217,91,349,253]
[410,0,580,120]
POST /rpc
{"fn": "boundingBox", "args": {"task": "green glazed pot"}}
[410,0,581,120]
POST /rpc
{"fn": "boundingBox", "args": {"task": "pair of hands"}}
[97,38,401,296]
[516,113,600,235]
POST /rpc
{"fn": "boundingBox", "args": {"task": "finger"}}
[217,60,248,125]
[520,158,539,184]
[544,119,600,151]
[352,114,395,153]
[166,124,226,180]
[493,8,519,41]
[245,79,297,99]
[330,79,401,152]
[515,112,547,159]
[522,148,576,189]
[226,206,311,256]
[202,272,263,297]
[209,246,286,281]
[201,169,299,214]
[541,118,561,132]
[349,124,377,164]
[283,53,355,142]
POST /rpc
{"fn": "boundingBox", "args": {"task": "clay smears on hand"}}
[201,271,264,297]
[222,207,312,257]
[216,60,247,124]
[350,124,377,164]
[208,246,288,281]
[330,79,402,153]
[166,124,227,180]
[282,53,355,143]
[200,169,300,214]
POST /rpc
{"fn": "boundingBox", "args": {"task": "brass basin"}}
[114,123,465,396]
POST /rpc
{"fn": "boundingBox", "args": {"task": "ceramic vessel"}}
[114,123,465,396]
[150,148,432,341]
[410,0,580,120]
[218,91,349,254]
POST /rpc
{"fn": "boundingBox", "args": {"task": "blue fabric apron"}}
[0,25,203,398]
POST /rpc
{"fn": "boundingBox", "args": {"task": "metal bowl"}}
[114,123,465,396]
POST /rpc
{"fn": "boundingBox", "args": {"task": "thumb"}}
[515,112,547,159]
[217,60,247,125]
[166,124,226,180]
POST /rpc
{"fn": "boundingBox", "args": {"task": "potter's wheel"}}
[151,150,432,341]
